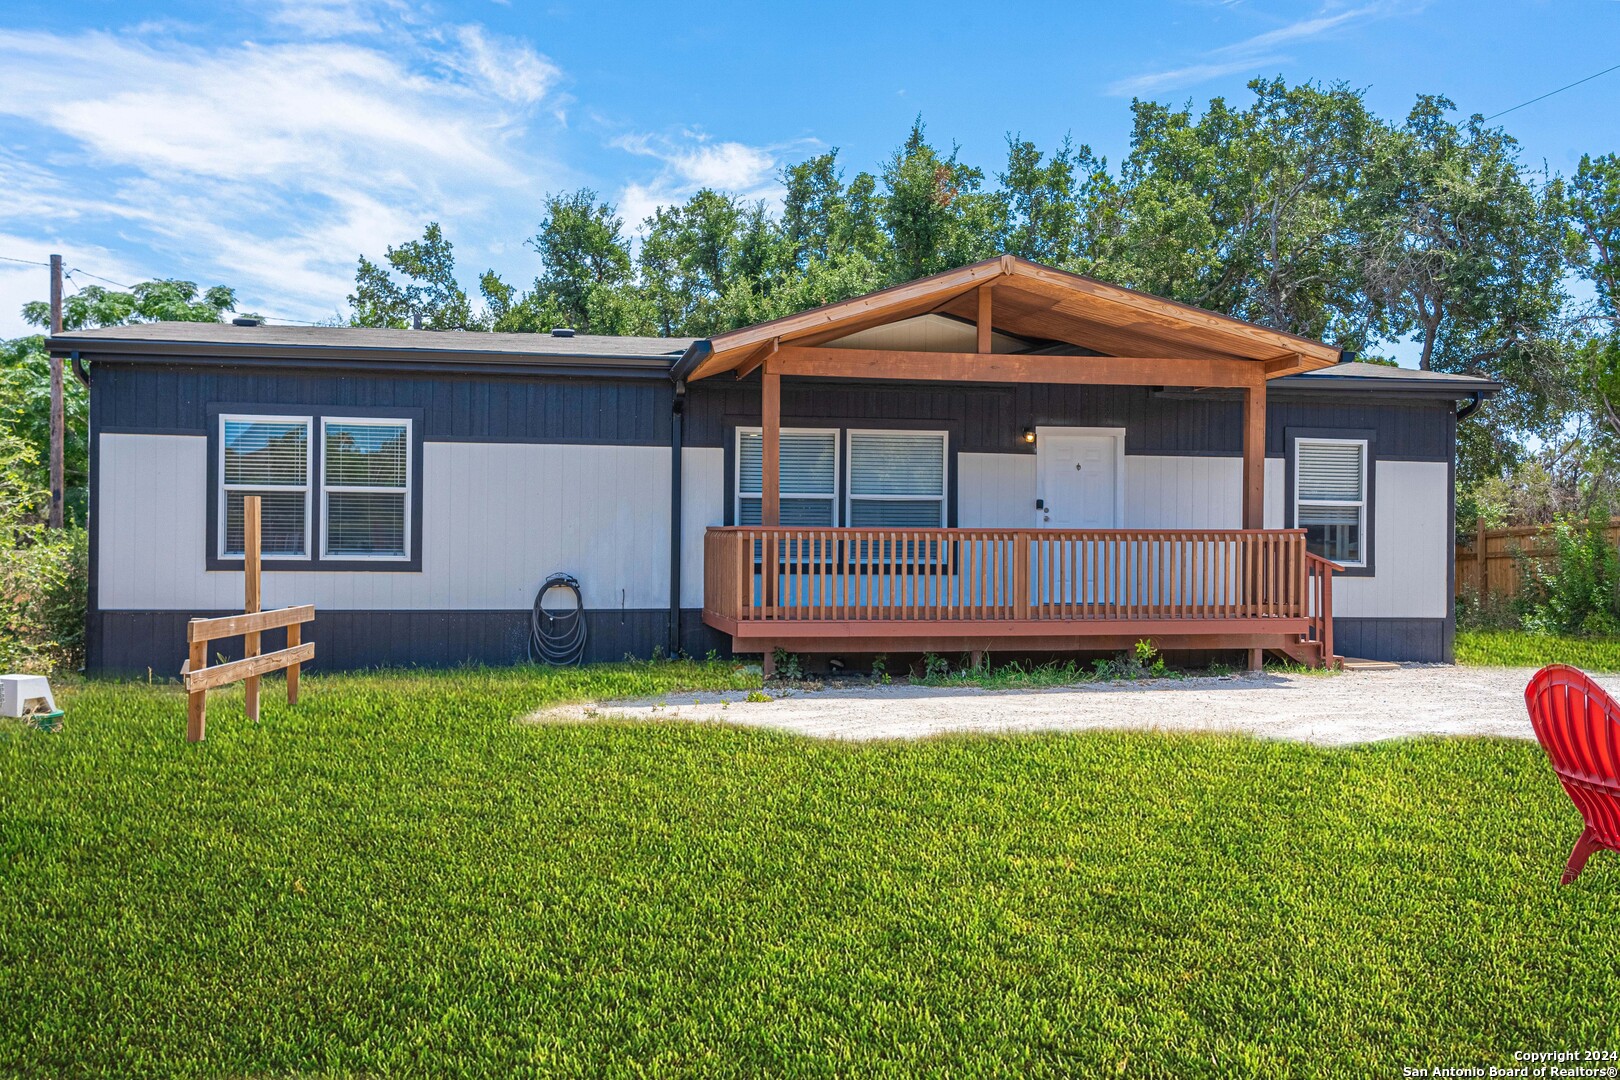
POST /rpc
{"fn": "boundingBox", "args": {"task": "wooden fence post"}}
[244,495,262,722]
[186,634,207,742]
[1475,515,1487,598]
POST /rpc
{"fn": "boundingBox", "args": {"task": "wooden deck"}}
[703,527,1339,669]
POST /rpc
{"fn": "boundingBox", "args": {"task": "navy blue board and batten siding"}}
[86,355,1462,674]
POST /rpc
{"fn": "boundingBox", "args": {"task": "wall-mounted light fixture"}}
[1021,427,1036,445]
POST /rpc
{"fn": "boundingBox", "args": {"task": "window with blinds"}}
[1295,438,1367,565]
[322,419,411,558]
[736,428,838,525]
[220,416,310,557]
[847,431,947,527]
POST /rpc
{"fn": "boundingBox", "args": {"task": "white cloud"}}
[0,13,568,332]
[1108,4,1386,97]
[436,24,561,106]
[609,130,806,231]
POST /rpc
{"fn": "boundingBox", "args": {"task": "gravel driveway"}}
[543,665,1618,746]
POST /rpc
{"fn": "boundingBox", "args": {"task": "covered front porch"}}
[673,255,1348,671]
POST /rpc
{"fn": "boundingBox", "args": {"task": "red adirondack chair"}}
[1524,665,1620,884]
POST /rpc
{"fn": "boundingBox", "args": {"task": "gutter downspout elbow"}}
[1457,390,1484,422]
[70,350,89,387]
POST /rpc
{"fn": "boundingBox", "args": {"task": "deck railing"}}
[704,527,1323,624]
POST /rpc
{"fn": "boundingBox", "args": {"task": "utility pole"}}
[48,254,64,529]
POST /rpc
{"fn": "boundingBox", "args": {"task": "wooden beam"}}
[773,346,1265,388]
[1242,383,1266,529]
[183,643,315,694]
[976,284,993,354]
[187,605,315,643]
[761,366,781,527]
[733,337,778,380]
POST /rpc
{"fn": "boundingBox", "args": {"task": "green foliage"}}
[768,647,804,682]
[350,222,484,330]
[0,336,88,524]
[3,673,1618,1075]
[0,432,86,673]
[1520,512,1620,636]
[22,279,236,331]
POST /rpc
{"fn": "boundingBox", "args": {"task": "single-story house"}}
[51,256,1499,676]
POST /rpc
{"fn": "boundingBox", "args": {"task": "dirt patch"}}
[531,665,1610,746]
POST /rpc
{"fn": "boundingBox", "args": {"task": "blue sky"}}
[1,0,1617,339]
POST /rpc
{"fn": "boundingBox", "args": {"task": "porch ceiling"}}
[676,255,1343,383]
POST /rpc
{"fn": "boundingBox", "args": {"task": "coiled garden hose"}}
[530,573,587,666]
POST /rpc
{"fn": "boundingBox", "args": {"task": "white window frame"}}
[1293,436,1368,568]
[218,413,313,561]
[845,428,949,527]
[320,416,413,562]
[734,426,840,526]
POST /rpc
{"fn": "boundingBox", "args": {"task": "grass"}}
[3,663,1619,1077]
[1456,630,1620,671]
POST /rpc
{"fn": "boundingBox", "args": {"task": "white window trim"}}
[320,416,413,561]
[734,426,840,526]
[1293,436,1368,568]
[218,413,312,561]
[845,428,949,527]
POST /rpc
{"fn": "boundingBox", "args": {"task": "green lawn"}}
[2,663,1617,1078]
[1456,630,1620,671]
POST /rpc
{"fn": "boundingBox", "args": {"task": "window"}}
[1295,438,1367,566]
[847,430,948,527]
[322,418,411,559]
[736,428,838,525]
[219,415,311,558]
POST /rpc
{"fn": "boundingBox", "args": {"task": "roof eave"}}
[48,334,680,373]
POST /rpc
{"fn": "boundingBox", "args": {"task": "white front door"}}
[1036,433,1120,528]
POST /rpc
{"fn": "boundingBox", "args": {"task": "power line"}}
[65,267,134,290]
[0,254,52,268]
[1484,60,1620,121]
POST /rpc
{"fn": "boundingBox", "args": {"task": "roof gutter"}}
[670,339,713,383]
[1457,390,1485,421]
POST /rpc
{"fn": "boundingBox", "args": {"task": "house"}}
[51,256,1499,676]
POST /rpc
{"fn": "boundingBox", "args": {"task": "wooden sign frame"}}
[181,495,315,742]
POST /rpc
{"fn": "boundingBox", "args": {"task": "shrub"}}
[0,432,87,673]
[1520,512,1620,636]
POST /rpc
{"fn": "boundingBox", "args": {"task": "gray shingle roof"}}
[51,321,693,361]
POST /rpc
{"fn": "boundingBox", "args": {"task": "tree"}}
[1570,154,1620,443]
[10,275,233,526]
[638,189,749,336]
[1111,79,1376,343]
[22,279,236,331]
[879,119,1002,281]
[1358,97,1577,484]
[350,223,484,331]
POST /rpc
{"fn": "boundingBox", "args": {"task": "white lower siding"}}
[98,434,672,611]
[680,447,724,609]
[956,452,1449,620]
[957,453,1036,526]
[99,436,1452,623]
[1333,459,1450,619]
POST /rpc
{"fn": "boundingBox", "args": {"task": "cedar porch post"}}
[1242,381,1266,672]
[762,364,781,527]
[1242,382,1265,529]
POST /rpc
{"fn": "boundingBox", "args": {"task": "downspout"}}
[71,350,89,387]
[1456,390,1484,421]
[668,376,686,658]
